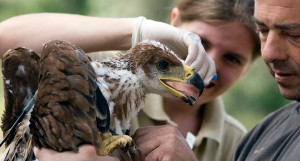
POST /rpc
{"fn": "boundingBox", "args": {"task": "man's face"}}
[255,0,300,100]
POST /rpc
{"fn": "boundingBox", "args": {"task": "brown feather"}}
[29,40,101,152]
[122,43,182,75]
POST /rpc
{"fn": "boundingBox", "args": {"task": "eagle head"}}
[124,40,204,106]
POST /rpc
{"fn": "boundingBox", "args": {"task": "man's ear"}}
[170,7,180,27]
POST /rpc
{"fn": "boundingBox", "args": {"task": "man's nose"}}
[261,31,288,63]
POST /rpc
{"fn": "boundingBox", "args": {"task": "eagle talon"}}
[100,132,133,156]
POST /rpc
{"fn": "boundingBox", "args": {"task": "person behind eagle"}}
[24,0,260,160]
[85,0,260,160]
[130,0,260,160]
[127,0,300,160]
[0,8,215,161]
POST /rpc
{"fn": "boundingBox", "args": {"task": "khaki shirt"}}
[131,94,247,161]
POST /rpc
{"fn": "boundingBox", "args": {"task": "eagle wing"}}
[1,47,39,161]
[29,40,106,152]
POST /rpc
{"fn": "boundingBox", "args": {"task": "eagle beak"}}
[159,65,204,106]
[184,65,204,96]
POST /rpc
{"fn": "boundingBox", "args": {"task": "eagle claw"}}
[100,132,134,156]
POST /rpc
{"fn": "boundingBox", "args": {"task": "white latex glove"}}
[132,17,216,85]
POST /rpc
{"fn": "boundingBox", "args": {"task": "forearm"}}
[0,13,216,84]
[0,13,134,57]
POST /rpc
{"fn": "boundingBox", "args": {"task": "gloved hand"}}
[132,17,216,85]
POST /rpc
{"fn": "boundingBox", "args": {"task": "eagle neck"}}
[92,59,146,134]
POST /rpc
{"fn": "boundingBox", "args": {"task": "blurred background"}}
[0,0,291,136]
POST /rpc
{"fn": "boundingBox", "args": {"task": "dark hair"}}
[174,0,260,60]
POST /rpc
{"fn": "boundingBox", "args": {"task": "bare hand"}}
[132,125,198,161]
[33,144,120,161]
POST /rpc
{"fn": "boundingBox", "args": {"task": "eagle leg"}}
[100,132,134,156]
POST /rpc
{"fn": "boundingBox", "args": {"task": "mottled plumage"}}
[0,40,203,161]
[29,40,107,153]
[92,40,203,136]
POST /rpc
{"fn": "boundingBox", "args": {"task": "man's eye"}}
[256,25,269,36]
[287,33,300,40]
[257,28,269,36]
[285,32,300,46]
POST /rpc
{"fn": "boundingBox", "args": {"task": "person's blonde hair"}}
[174,0,260,60]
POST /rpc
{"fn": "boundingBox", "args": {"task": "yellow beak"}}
[159,65,204,106]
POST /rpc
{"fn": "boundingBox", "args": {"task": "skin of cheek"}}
[195,66,247,107]
[169,15,254,112]
[176,23,252,103]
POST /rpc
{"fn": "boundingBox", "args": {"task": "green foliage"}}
[86,0,174,21]
[0,0,89,20]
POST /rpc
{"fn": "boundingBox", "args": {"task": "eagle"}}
[0,40,203,160]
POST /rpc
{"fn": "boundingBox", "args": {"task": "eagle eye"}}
[157,60,170,71]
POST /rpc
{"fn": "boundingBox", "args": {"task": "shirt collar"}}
[195,97,225,145]
[143,94,177,126]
